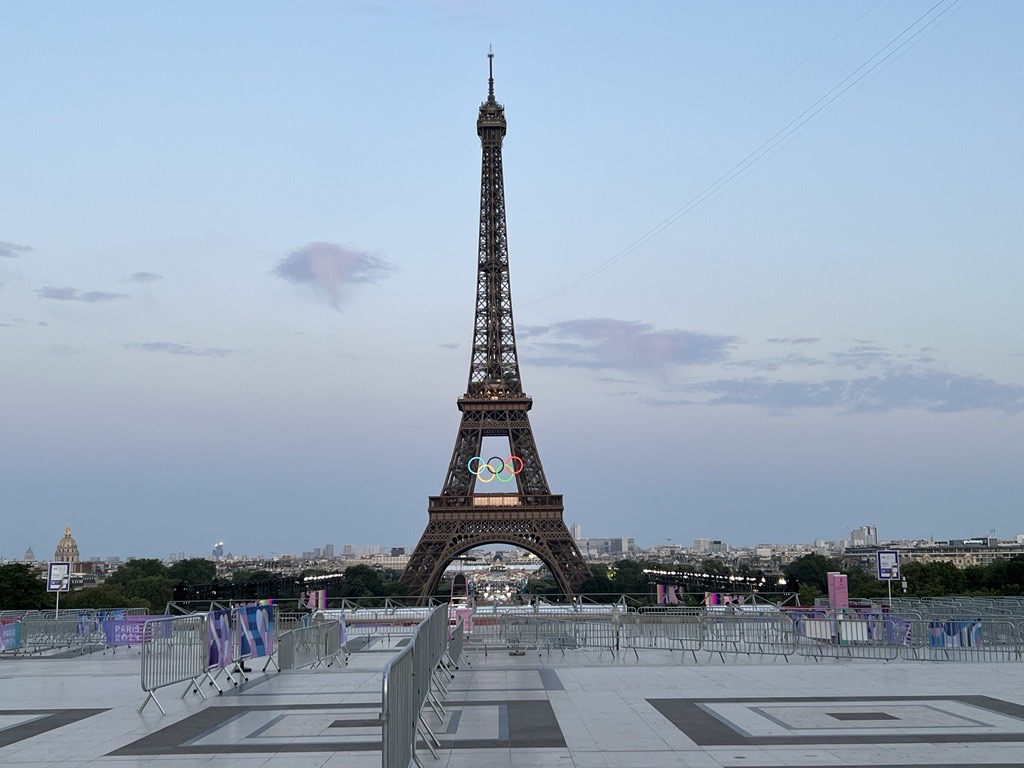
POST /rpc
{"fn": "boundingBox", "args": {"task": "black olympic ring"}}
[467,455,524,483]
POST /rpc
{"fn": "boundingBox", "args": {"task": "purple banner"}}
[238,606,274,660]
[208,610,233,669]
[102,615,161,647]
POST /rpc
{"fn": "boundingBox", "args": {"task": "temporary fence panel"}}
[0,620,22,653]
[17,618,105,654]
[901,618,1022,662]
[277,620,342,670]
[381,605,450,768]
[138,615,208,715]
[382,635,417,768]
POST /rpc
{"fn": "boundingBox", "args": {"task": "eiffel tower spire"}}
[401,54,589,602]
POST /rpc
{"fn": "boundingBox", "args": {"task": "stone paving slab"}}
[2,644,1024,766]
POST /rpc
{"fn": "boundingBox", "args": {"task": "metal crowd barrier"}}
[277,620,344,670]
[381,605,451,768]
[138,615,208,715]
[16,617,106,654]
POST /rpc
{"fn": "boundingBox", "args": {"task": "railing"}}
[138,615,208,715]
[452,607,1024,664]
[278,620,344,670]
[381,605,451,768]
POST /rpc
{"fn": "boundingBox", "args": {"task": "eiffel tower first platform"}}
[401,55,589,603]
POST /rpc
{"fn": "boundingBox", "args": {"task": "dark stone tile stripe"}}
[647,695,1024,747]
[329,718,383,728]
[107,699,565,755]
[0,709,106,749]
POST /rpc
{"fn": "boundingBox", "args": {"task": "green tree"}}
[337,565,386,599]
[0,564,51,611]
[783,553,840,594]
[105,559,174,611]
[902,561,966,596]
[609,560,650,598]
[61,584,139,611]
[167,558,216,585]
[579,564,615,598]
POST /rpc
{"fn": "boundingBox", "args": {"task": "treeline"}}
[0,559,408,612]
[3,554,1022,611]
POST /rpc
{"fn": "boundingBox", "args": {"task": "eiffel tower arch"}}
[402,54,589,603]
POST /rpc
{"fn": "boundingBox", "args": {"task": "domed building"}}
[23,546,35,562]
[54,526,80,563]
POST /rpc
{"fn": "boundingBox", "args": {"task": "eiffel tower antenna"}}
[401,54,589,602]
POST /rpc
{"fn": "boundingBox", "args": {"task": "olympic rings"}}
[467,455,524,483]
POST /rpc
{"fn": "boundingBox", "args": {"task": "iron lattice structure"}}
[401,56,589,602]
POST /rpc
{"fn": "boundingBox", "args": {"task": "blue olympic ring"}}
[467,455,524,483]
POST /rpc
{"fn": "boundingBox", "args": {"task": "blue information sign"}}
[47,562,71,592]
[876,550,900,581]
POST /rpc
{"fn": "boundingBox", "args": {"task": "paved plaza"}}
[2,638,1024,767]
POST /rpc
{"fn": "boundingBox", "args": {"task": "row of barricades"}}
[381,606,464,768]
[277,619,346,670]
[139,604,281,714]
[0,610,153,656]
[462,611,1024,663]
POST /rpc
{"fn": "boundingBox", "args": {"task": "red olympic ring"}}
[467,455,524,483]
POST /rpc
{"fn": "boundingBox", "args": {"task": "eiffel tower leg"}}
[401,501,589,604]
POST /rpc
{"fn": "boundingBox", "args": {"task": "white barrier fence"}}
[451,608,1024,664]
[381,605,452,768]
[138,615,208,715]
[278,620,346,670]
[138,605,281,714]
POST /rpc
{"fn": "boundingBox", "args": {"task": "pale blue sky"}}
[2,1,1022,560]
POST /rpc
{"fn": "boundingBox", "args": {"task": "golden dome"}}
[54,525,80,563]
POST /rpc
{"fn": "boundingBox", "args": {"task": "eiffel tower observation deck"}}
[401,54,589,602]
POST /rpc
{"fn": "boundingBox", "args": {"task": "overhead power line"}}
[524,0,969,308]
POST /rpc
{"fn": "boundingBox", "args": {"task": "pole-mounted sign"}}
[876,550,900,581]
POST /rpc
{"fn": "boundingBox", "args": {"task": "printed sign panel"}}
[207,609,233,669]
[238,605,275,659]
[47,562,71,592]
[102,615,158,647]
[0,621,22,652]
[876,550,901,581]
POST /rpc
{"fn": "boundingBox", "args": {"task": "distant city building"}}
[693,538,710,554]
[24,546,35,562]
[850,526,878,547]
[212,541,224,560]
[576,537,636,557]
[323,544,335,558]
[570,523,582,541]
[54,526,80,563]
[390,547,406,557]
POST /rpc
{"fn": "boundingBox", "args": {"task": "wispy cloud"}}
[727,353,828,372]
[124,271,163,284]
[767,337,820,345]
[0,241,33,258]
[273,242,396,307]
[124,342,234,358]
[520,319,738,373]
[36,286,129,303]
[655,369,1024,414]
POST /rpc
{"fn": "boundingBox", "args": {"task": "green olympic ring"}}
[467,455,524,483]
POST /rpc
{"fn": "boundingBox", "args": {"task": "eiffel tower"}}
[401,54,590,602]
